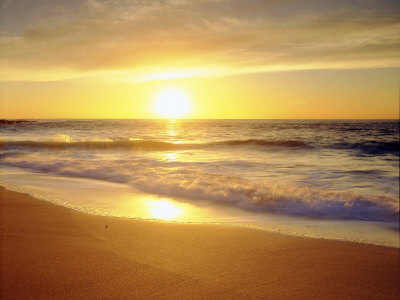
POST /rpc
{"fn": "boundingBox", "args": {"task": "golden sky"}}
[0,0,399,118]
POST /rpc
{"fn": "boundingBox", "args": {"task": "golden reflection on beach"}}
[147,199,183,220]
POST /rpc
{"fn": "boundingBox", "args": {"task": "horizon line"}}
[1,118,398,121]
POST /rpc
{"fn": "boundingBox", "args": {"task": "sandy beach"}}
[1,187,399,299]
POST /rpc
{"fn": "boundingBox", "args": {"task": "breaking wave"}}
[0,138,313,151]
[3,137,398,156]
[1,157,398,222]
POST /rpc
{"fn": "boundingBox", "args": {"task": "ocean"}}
[1,119,399,246]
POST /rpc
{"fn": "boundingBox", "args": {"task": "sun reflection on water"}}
[147,199,183,220]
[163,152,179,161]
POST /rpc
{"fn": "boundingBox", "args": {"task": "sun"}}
[154,89,190,118]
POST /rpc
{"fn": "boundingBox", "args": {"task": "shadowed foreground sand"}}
[1,187,399,299]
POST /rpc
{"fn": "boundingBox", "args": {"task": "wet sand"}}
[1,187,399,299]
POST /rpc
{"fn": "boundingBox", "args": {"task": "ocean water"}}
[1,119,399,246]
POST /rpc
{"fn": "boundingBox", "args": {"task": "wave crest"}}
[334,141,399,156]
[3,138,397,155]
[1,138,313,151]
[215,139,312,148]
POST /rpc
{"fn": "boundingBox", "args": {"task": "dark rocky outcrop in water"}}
[0,119,34,125]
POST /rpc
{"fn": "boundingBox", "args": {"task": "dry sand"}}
[1,187,399,299]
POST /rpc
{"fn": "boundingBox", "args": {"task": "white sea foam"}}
[1,155,398,222]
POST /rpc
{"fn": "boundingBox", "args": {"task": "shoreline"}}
[1,187,399,298]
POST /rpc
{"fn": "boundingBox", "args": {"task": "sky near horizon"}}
[0,0,399,119]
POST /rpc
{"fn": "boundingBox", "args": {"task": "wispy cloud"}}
[1,0,399,81]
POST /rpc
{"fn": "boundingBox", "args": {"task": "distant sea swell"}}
[1,138,398,155]
[0,138,311,150]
